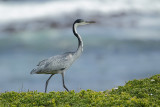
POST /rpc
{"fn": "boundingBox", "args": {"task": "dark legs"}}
[44,73,69,93]
[61,72,69,92]
[45,74,54,93]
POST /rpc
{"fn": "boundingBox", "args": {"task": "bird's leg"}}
[45,74,54,93]
[61,72,69,92]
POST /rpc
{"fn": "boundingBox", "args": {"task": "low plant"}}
[0,74,160,106]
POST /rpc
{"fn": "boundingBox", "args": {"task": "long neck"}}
[73,23,83,59]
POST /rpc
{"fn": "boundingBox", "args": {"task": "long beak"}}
[85,21,96,24]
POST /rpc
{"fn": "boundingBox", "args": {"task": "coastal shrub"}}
[0,74,159,106]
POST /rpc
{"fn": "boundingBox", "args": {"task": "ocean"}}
[0,0,160,92]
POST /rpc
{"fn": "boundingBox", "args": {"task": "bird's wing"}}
[43,53,74,71]
[37,59,48,66]
[31,52,75,74]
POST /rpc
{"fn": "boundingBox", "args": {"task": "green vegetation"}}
[0,74,160,107]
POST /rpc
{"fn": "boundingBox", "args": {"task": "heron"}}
[30,19,95,93]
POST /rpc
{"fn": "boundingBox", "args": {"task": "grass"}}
[0,74,160,107]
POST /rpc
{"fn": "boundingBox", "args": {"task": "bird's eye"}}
[78,20,82,23]
[76,19,84,23]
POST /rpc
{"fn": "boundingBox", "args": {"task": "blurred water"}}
[0,0,160,92]
[1,26,160,92]
[1,0,160,23]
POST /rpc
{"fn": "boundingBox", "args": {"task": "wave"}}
[0,0,160,23]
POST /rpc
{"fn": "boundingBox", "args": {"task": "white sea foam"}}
[0,0,160,23]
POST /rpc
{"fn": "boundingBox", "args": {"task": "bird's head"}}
[74,19,95,26]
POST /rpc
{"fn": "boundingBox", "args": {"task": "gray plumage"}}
[30,19,95,92]
[31,52,75,74]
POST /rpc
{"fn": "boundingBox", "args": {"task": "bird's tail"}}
[30,68,37,74]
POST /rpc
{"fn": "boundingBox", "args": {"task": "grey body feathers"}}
[31,52,76,74]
